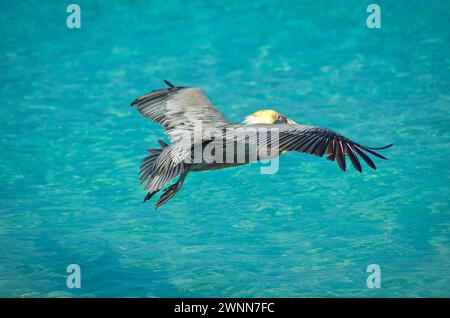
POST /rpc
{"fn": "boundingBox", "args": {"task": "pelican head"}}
[244,109,297,125]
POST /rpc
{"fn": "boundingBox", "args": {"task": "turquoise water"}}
[1,0,449,297]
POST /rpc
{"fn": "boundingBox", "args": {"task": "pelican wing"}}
[131,82,231,142]
[229,124,392,172]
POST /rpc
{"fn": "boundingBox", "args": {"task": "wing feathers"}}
[353,145,377,170]
[346,144,362,172]
[132,83,231,142]
[335,141,346,171]
[229,124,391,172]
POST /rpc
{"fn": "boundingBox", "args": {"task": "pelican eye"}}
[274,114,287,124]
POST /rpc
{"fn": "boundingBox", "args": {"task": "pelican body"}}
[131,81,392,209]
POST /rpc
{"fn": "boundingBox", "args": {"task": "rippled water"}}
[0,0,449,297]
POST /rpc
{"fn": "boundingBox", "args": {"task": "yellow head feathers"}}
[244,110,297,125]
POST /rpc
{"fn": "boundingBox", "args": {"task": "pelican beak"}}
[286,118,297,124]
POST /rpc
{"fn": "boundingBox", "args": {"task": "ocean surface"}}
[0,0,449,297]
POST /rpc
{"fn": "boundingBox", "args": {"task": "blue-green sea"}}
[1,0,449,297]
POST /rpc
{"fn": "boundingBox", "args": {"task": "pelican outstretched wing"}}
[131,81,231,142]
[227,124,393,172]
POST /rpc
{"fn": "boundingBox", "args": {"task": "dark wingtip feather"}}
[353,145,377,170]
[326,140,337,161]
[365,143,394,150]
[336,141,346,172]
[163,80,175,88]
[346,144,362,173]
[359,146,388,160]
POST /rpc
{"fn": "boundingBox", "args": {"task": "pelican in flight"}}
[131,80,392,209]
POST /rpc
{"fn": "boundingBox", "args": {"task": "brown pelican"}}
[131,80,392,209]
